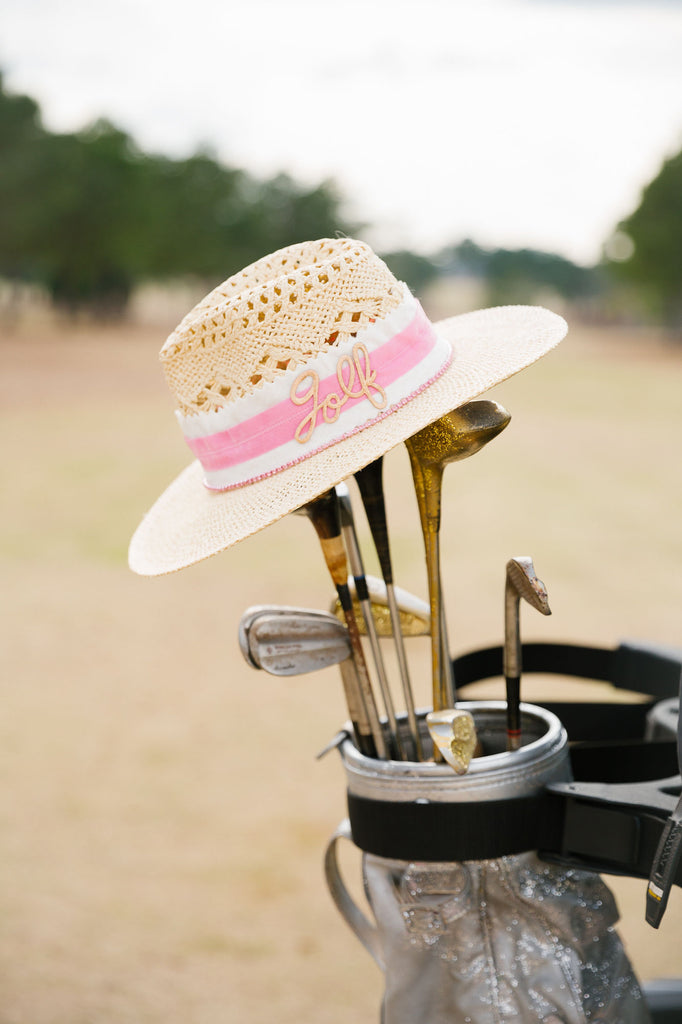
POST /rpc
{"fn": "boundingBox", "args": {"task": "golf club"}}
[298,489,388,760]
[504,556,551,751]
[239,607,371,753]
[425,707,478,775]
[244,610,352,676]
[405,400,511,716]
[355,457,422,760]
[239,604,337,669]
[336,484,405,759]
[330,575,431,638]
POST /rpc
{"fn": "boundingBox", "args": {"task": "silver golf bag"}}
[325,702,651,1023]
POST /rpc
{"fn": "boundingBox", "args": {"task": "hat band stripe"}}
[184,302,451,490]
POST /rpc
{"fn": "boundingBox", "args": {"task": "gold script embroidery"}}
[291,343,388,444]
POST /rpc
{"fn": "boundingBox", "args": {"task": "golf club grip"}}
[506,676,521,750]
[355,460,394,584]
[646,810,682,928]
[353,572,370,603]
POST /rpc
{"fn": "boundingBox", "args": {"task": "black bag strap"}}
[453,639,682,702]
[347,740,680,861]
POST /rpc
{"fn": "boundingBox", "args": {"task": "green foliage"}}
[380,250,439,297]
[606,147,682,330]
[0,72,49,281]
[0,76,356,317]
[39,121,150,314]
[438,239,599,306]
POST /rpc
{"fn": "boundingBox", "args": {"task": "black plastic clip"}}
[646,795,682,928]
[646,667,682,928]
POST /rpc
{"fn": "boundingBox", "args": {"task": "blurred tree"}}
[0,76,356,317]
[0,74,49,284]
[140,151,251,281]
[229,173,359,272]
[484,247,598,306]
[38,120,150,316]
[380,249,439,296]
[605,147,682,331]
[437,239,598,306]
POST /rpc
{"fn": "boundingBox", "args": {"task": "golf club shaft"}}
[424,528,448,714]
[440,597,457,709]
[336,485,404,759]
[337,582,387,758]
[406,452,449,724]
[355,458,422,760]
[503,558,551,753]
[337,659,377,758]
[304,490,387,759]
[385,582,423,760]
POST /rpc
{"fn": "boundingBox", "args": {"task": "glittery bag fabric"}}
[362,850,650,1024]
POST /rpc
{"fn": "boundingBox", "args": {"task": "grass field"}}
[1,311,682,1023]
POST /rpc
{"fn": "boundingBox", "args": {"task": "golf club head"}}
[406,400,511,471]
[505,557,551,616]
[238,604,340,669]
[330,575,431,637]
[426,708,478,775]
[244,610,351,676]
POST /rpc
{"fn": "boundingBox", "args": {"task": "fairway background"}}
[1,315,681,1023]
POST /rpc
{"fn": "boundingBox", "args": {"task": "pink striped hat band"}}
[177,289,452,492]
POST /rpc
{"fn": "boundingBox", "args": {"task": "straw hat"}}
[129,238,567,575]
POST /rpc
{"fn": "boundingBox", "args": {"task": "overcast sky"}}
[1,0,681,264]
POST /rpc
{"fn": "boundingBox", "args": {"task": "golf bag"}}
[325,641,682,1023]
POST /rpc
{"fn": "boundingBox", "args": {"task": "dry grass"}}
[1,315,682,1022]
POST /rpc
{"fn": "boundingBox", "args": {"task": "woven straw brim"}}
[129,305,567,575]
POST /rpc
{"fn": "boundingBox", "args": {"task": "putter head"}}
[505,557,551,616]
[406,400,511,471]
[330,575,431,637]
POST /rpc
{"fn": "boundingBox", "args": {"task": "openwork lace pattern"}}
[161,238,402,416]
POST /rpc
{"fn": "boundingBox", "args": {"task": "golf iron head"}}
[239,606,351,676]
[239,604,336,669]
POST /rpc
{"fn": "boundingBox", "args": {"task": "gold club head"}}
[406,400,511,472]
[330,575,430,637]
[426,708,478,775]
